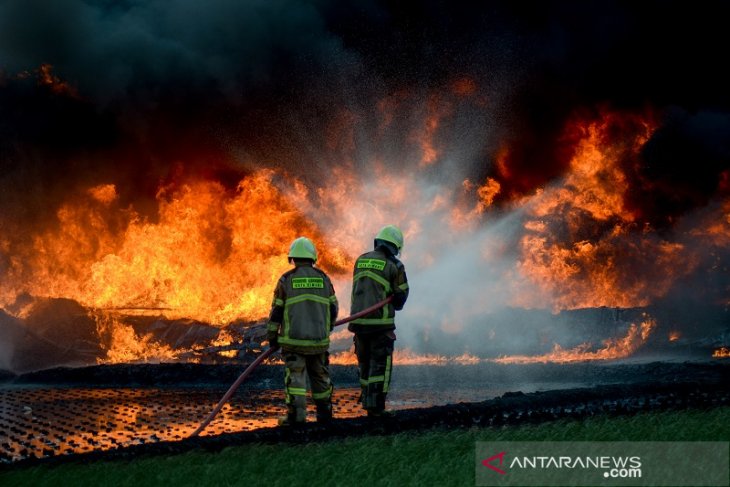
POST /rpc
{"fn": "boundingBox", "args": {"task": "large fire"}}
[2,171,351,324]
[510,112,692,310]
[0,77,726,366]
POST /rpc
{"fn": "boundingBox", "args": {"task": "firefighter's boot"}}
[315,400,332,424]
[278,405,306,426]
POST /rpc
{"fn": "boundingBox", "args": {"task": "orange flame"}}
[417,94,452,167]
[2,170,351,325]
[510,111,694,310]
[330,348,483,366]
[37,64,78,97]
[713,347,730,358]
[94,313,179,364]
[492,318,656,364]
[2,89,726,366]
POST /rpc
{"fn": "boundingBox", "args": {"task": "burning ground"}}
[0,360,728,466]
[1,1,730,369]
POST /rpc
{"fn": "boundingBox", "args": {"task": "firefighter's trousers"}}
[354,331,395,412]
[282,351,332,422]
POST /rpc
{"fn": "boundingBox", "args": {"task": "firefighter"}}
[266,236,339,425]
[348,224,409,417]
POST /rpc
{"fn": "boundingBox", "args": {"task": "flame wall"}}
[0,1,729,362]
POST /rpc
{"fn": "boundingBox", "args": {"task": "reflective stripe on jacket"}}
[267,263,338,354]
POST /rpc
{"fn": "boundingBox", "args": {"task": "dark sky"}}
[1,0,729,228]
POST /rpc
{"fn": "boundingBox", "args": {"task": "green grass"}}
[1,407,729,487]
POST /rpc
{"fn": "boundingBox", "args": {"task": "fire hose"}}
[188,296,393,438]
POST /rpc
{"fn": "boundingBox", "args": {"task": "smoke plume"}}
[1,0,729,361]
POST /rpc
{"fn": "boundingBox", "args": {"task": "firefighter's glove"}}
[267,332,279,350]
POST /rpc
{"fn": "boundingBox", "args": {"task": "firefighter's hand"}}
[267,333,279,349]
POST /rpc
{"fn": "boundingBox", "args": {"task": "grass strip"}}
[1,406,728,487]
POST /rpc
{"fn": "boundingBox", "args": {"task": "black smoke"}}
[0,0,729,234]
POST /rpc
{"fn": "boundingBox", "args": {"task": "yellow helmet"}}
[375,225,404,252]
[288,236,317,262]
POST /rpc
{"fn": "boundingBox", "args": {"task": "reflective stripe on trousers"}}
[283,351,333,419]
[353,331,395,411]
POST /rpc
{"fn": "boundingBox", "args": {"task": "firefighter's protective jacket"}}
[348,247,409,334]
[267,262,338,354]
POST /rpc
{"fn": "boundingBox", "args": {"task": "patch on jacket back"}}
[291,277,324,289]
[356,258,386,271]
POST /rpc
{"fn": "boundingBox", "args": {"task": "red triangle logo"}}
[482,451,507,475]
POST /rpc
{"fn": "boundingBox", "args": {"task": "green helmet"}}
[288,236,318,262]
[375,224,404,252]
